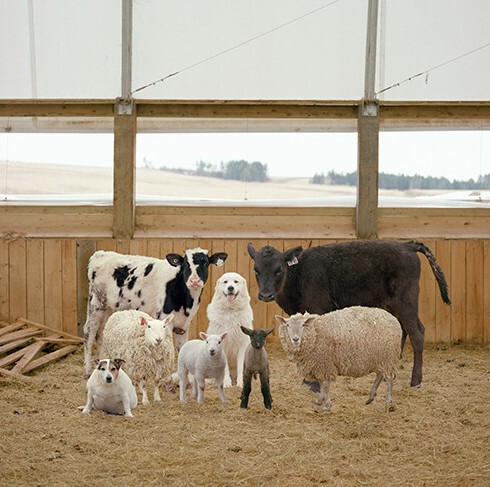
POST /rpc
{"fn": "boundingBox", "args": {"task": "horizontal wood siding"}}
[0,237,488,345]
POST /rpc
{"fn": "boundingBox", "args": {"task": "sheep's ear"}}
[264,327,275,336]
[220,332,228,341]
[163,314,174,325]
[275,315,287,325]
[199,331,208,341]
[240,326,252,336]
[247,242,257,261]
[303,315,318,327]
[166,253,183,267]
[140,317,147,326]
[209,252,228,267]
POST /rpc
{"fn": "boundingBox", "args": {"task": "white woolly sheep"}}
[276,306,402,412]
[102,310,175,405]
[178,332,228,405]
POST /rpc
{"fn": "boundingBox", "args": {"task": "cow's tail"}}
[404,241,451,305]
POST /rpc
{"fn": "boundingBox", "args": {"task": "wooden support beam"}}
[22,345,78,373]
[356,100,379,239]
[113,100,137,239]
[16,318,84,342]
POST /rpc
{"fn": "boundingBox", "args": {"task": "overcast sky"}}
[1,130,488,181]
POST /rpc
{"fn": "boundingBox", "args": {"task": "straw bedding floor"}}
[1,342,489,487]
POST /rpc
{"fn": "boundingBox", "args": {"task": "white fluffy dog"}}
[206,272,253,388]
[80,359,138,417]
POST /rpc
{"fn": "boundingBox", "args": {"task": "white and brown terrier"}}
[80,359,138,417]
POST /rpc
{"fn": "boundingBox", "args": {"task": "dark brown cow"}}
[247,240,450,387]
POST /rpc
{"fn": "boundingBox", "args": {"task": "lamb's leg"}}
[366,372,384,404]
[138,380,149,405]
[191,375,198,398]
[319,380,332,412]
[235,348,246,388]
[215,373,228,404]
[179,368,189,403]
[196,374,206,404]
[240,370,253,409]
[260,370,273,410]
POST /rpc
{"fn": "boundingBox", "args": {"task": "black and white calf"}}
[83,248,227,377]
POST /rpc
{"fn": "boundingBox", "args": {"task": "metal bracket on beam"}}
[360,99,379,117]
[115,97,134,116]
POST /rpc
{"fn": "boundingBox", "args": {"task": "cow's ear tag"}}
[287,256,299,266]
[216,258,224,267]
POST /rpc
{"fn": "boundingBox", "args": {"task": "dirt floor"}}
[1,342,489,487]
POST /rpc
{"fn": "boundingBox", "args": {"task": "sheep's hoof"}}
[315,398,324,406]
[321,406,332,413]
[365,397,374,405]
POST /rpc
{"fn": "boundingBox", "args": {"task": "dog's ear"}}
[93,359,101,369]
[113,358,125,369]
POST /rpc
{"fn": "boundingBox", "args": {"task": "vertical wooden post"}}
[357,0,380,239]
[356,100,379,239]
[113,100,136,239]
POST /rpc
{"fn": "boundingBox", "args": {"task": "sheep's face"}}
[141,314,173,347]
[199,332,227,357]
[275,314,317,348]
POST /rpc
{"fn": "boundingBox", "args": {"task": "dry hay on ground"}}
[1,342,489,487]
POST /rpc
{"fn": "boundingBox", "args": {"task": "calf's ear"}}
[284,246,303,266]
[209,252,228,267]
[247,242,257,260]
[166,253,183,267]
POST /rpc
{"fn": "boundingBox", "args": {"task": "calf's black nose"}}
[258,292,275,302]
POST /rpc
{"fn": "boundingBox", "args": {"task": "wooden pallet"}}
[0,318,83,380]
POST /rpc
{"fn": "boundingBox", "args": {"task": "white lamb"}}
[276,306,402,412]
[102,310,175,406]
[178,332,228,405]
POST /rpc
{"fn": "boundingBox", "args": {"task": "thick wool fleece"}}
[103,310,175,384]
[279,306,402,383]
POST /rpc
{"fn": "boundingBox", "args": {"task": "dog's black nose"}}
[227,285,234,293]
[105,377,113,383]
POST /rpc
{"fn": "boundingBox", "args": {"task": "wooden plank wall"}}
[0,236,489,344]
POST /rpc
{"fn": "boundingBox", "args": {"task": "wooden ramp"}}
[0,318,82,380]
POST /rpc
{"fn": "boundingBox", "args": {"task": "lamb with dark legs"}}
[239,326,274,410]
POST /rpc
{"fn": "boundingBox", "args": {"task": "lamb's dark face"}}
[241,326,274,349]
[247,243,302,302]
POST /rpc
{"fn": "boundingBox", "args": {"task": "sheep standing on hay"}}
[239,326,274,410]
[178,332,228,405]
[276,306,402,412]
[102,310,175,405]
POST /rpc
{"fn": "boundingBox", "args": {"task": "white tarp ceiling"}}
[1,0,489,101]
